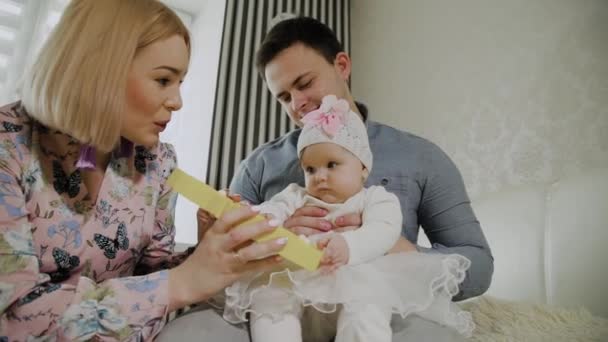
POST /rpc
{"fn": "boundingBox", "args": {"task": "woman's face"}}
[121,35,189,147]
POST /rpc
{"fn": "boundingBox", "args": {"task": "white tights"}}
[249,288,392,342]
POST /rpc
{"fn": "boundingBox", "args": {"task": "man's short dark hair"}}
[256,16,343,80]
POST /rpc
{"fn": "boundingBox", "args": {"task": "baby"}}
[223,95,474,342]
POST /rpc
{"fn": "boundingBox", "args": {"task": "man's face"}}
[264,43,352,127]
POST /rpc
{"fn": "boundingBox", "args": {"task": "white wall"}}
[160,0,226,244]
[351,0,608,198]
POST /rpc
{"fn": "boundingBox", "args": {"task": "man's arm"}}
[230,162,262,204]
[416,145,494,301]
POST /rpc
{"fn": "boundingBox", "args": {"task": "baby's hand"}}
[317,234,349,275]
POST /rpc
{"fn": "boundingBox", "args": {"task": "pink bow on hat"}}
[301,95,350,137]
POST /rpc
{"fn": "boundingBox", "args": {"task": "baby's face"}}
[300,143,367,204]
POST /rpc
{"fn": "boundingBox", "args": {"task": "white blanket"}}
[461,296,608,341]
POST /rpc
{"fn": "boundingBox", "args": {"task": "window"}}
[0,0,71,103]
[1,0,22,102]
[0,0,191,104]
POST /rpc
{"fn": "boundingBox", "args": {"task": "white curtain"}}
[206,0,351,190]
[0,0,192,104]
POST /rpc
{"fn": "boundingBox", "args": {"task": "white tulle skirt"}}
[223,252,474,337]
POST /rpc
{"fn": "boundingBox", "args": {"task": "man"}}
[160,16,493,342]
[229,16,493,341]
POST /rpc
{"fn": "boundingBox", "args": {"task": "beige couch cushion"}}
[545,168,608,317]
[472,184,549,304]
[419,167,608,318]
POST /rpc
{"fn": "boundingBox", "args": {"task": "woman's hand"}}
[169,205,286,311]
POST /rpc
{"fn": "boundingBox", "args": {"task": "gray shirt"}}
[229,104,494,301]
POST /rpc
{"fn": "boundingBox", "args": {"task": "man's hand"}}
[197,191,243,242]
[283,206,332,236]
[332,213,362,233]
[387,236,417,254]
[197,208,216,242]
[284,208,364,236]
[317,234,349,275]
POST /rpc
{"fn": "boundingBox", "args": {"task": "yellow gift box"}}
[167,168,322,271]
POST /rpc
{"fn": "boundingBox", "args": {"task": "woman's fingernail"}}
[322,222,332,230]
[251,205,261,212]
[276,237,288,245]
[335,217,344,225]
[269,219,280,227]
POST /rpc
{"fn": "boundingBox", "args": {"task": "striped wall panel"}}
[207,0,351,190]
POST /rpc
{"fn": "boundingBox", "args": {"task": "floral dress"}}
[0,102,187,341]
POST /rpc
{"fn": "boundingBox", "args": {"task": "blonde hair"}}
[21,0,190,152]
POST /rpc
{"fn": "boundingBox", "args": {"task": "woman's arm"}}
[1,141,289,341]
[167,205,288,311]
[0,144,174,341]
[132,144,190,276]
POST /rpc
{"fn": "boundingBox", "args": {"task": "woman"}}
[0,0,285,340]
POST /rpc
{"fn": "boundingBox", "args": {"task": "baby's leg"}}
[249,288,303,342]
[335,303,392,342]
[301,306,339,342]
[251,314,303,342]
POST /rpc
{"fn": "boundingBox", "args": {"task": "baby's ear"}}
[362,167,370,182]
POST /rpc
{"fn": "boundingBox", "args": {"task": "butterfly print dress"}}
[0,102,188,341]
